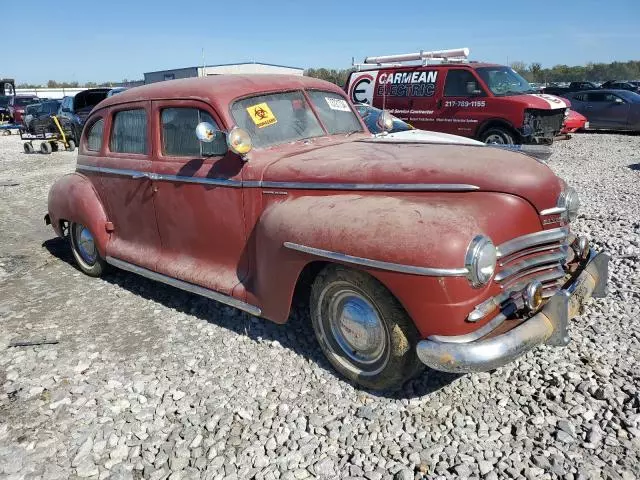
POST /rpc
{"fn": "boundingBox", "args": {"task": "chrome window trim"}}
[105,256,262,316]
[76,165,480,192]
[428,313,506,344]
[497,227,569,259]
[283,242,468,277]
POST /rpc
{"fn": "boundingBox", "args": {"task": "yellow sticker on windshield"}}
[247,102,277,129]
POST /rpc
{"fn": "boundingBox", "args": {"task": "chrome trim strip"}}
[500,264,566,289]
[76,165,480,192]
[540,206,566,216]
[283,242,468,277]
[105,256,262,316]
[428,313,506,344]
[499,243,568,267]
[497,227,569,259]
[495,251,568,282]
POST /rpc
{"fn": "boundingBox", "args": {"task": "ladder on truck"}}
[353,48,470,71]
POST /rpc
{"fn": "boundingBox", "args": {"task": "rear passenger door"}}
[149,100,248,296]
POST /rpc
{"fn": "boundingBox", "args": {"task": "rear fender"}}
[47,172,110,256]
[248,191,541,335]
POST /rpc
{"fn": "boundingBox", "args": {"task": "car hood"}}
[366,129,484,145]
[509,93,568,110]
[262,141,562,212]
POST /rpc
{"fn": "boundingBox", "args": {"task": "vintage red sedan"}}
[45,75,608,390]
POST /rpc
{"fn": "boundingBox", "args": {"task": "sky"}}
[4,0,640,84]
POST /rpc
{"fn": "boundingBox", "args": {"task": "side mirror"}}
[195,121,218,143]
[614,97,624,104]
[376,110,394,133]
[466,82,482,96]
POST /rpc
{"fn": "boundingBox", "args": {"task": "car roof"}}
[98,75,344,110]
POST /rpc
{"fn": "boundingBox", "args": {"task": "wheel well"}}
[291,261,329,310]
[477,119,520,142]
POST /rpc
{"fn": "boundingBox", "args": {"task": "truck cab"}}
[346,48,568,145]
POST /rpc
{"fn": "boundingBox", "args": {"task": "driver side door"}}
[150,100,249,296]
[586,92,630,128]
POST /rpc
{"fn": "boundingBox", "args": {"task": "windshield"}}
[476,67,535,96]
[354,104,412,134]
[0,96,9,107]
[231,90,361,148]
[15,97,39,107]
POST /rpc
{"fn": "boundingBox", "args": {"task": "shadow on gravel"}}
[42,236,459,399]
[579,129,640,137]
[629,163,640,171]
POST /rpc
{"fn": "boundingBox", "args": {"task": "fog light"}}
[573,236,590,261]
[523,280,543,311]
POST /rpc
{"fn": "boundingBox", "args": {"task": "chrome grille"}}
[496,227,569,297]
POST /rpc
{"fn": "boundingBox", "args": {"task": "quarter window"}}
[86,119,104,152]
[161,108,227,156]
[110,109,147,154]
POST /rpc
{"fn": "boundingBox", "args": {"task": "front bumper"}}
[416,249,609,373]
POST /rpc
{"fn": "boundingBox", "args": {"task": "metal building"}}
[143,62,304,84]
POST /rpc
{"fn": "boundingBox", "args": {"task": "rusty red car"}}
[45,75,608,390]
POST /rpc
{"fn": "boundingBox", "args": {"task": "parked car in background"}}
[23,100,62,133]
[8,95,39,124]
[564,90,640,131]
[542,81,598,97]
[347,49,568,145]
[600,81,640,93]
[46,75,607,390]
[57,88,111,142]
[561,110,588,134]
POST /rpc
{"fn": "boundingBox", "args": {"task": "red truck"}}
[346,48,568,145]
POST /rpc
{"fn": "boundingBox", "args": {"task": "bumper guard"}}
[416,250,609,373]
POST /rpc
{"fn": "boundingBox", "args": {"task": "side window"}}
[86,119,104,152]
[444,70,484,97]
[587,93,606,102]
[604,93,622,103]
[572,93,586,102]
[161,108,227,156]
[110,109,147,154]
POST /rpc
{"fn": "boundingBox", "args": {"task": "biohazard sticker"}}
[247,102,277,128]
[325,97,350,112]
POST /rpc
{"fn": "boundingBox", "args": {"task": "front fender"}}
[47,172,110,257]
[249,191,542,335]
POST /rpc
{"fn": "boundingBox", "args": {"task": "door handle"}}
[437,99,443,109]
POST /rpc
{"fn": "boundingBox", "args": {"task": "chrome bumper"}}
[416,250,609,373]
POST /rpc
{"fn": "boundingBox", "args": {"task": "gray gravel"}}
[1,132,639,479]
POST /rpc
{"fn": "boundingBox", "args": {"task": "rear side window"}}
[110,109,147,154]
[161,108,227,156]
[572,93,586,102]
[587,93,606,102]
[87,119,104,151]
[444,70,482,97]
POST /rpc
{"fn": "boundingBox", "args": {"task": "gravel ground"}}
[0,132,638,480]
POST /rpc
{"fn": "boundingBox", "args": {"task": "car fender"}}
[249,192,541,335]
[47,172,110,256]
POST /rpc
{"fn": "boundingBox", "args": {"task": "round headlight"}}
[465,235,497,287]
[559,187,580,222]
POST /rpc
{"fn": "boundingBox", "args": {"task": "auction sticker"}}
[247,103,277,128]
[325,97,351,112]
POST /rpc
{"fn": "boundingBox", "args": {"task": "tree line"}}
[304,60,640,86]
[17,79,143,88]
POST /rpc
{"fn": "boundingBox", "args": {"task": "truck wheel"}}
[69,222,106,277]
[40,142,52,154]
[310,265,423,390]
[481,127,516,145]
[24,142,34,154]
[67,139,76,151]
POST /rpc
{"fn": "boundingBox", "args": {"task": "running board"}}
[105,256,262,317]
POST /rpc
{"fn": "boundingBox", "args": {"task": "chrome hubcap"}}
[328,290,386,366]
[485,134,505,144]
[75,225,97,265]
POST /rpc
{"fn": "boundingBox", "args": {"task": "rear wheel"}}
[23,142,34,154]
[67,139,76,151]
[310,265,423,390]
[481,127,516,145]
[69,222,106,277]
[40,141,52,154]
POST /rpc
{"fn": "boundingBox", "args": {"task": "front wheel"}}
[481,127,516,145]
[310,265,423,390]
[69,222,106,277]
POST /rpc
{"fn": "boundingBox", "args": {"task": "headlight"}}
[465,235,497,287]
[559,187,580,222]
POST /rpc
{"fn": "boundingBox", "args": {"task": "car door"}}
[92,102,163,271]
[586,92,629,128]
[434,69,487,136]
[149,100,248,296]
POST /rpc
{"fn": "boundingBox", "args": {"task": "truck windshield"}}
[476,67,536,96]
[231,90,361,148]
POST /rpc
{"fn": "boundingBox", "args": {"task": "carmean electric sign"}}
[349,70,438,104]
